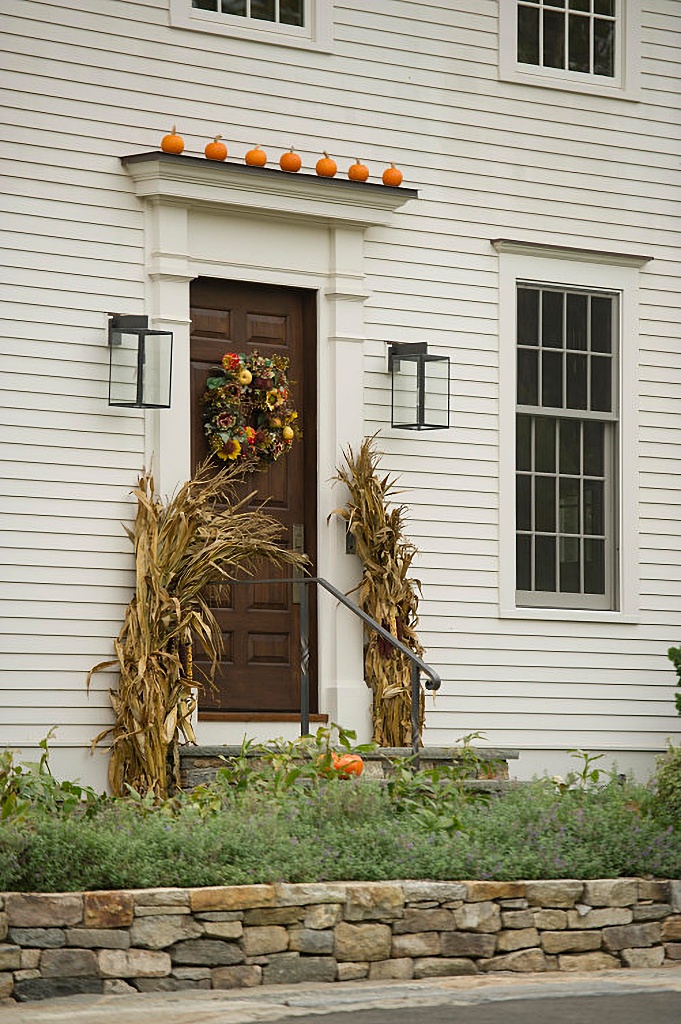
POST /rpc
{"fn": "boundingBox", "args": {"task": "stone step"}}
[179,745,519,790]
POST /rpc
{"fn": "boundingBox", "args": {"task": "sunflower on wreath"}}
[203,351,301,466]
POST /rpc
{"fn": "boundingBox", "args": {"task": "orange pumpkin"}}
[161,125,184,155]
[382,162,403,187]
[348,158,369,182]
[280,146,302,173]
[205,135,228,161]
[331,752,364,778]
[315,151,337,178]
[245,145,267,167]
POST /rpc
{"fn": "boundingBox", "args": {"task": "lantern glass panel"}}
[392,357,420,429]
[109,330,142,407]
[423,356,449,429]
[109,329,173,408]
[142,331,173,408]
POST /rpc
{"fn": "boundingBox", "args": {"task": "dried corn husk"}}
[88,461,307,799]
[333,437,424,746]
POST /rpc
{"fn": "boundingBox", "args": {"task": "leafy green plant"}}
[666,645,681,715]
[0,731,104,821]
[651,742,681,829]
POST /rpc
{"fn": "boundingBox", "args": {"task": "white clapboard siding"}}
[1,0,680,777]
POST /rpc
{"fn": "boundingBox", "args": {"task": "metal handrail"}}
[210,575,441,763]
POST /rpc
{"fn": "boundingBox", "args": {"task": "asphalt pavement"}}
[1,967,680,1024]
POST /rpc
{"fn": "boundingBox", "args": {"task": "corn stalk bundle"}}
[333,437,424,747]
[87,462,307,799]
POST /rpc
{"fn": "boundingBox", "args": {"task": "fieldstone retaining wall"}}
[1,879,680,1002]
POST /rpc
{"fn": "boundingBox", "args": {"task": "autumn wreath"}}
[203,351,300,465]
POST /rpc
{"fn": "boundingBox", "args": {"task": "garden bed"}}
[1,878,681,1002]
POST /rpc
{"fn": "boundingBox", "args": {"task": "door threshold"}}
[198,712,328,723]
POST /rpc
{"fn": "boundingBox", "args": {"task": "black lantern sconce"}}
[108,315,173,409]
[388,342,450,430]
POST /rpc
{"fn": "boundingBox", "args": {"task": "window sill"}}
[498,64,641,103]
[500,606,640,624]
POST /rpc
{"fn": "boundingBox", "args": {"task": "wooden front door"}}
[190,278,317,714]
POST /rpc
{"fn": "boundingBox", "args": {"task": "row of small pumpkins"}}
[160,127,404,187]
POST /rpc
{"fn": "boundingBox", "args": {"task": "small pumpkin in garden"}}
[280,146,302,172]
[348,158,369,182]
[331,751,364,778]
[161,125,184,155]
[382,162,403,187]
[205,135,228,161]
[245,145,267,167]
[315,151,337,178]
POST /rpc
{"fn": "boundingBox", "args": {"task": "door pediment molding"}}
[122,152,417,229]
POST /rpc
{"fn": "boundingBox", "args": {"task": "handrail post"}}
[300,581,310,737]
[411,661,421,768]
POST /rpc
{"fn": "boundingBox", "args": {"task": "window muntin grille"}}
[515,285,617,609]
[517,0,616,78]
[192,0,304,27]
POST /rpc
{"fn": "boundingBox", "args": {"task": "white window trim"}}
[498,0,642,101]
[169,0,333,52]
[495,239,650,623]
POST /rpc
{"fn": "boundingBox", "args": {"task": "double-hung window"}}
[499,0,641,99]
[515,284,617,609]
[496,241,648,621]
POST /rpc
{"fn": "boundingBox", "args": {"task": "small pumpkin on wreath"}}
[203,351,301,466]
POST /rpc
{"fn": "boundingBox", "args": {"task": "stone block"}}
[541,930,602,954]
[133,977,208,992]
[203,921,243,940]
[602,922,661,951]
[243,907,303,926]
[557,952,620,971]
[454,901,501,933]
[130,914,203,949]
[391,932,441,958]
[496,928,540,952]
[274,883,347,906]
[98,948,171,978]
[13,976,103,1001]
[369,958,414,980]
[196,911,243,922]
[212,965,262,988]
[413,957,477,978]
[337,962,369,981]
[5,893,83,928]
[638,881,670,902]
[190,885,276,912]
[170,939,244,966]
[0,974,12,1000]
[262,954,337,985]
[501,911,534,929]
[0,945,21,971]
[582,879,638,907]
[499,899,529,910]
[662,916,681,941]
[103,978,136,994]
[533,909,567,930]
[8,927,65,948]
[465,882,526,902]
[132,889,189,908]
[480,949,547,973]
[304,904,342,930]
[633,904,671,922]
[172,966,212,980]
[289,928,334,955]
[664,943,681,960]
[402,882,467,903]
[65,927,130,949]
[84,892,134,929]
[526,881,583,908]
[13,969,40,982]
[621,946,665,968]
[344,883,404,922]
[393,908,458,934]
[670,881,681,913]
[441,932,496,958]
[334,922,391,962]
[20,949,41,969]
[567,908,632,929]
[241,925,289,956]
[135,906,191,917]
[0,914,6,941]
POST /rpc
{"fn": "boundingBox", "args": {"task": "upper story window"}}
[170,0,332,51]
[517,0,615,78]
[499,0,641,100]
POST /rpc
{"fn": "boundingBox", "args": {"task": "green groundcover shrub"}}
[1,737,680,892]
